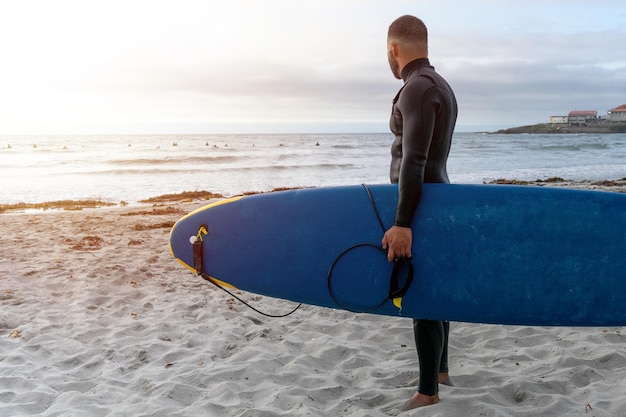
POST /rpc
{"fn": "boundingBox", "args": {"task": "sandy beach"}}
[2,181,626,416]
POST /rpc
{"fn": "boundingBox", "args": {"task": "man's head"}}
[387,15,429,79]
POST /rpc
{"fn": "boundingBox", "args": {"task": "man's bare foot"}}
[439,372,454,386]
[400,392,440,411]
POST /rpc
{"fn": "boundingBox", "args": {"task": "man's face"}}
[387,41,401,79]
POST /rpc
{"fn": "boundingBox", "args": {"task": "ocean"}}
[1,132,625,205]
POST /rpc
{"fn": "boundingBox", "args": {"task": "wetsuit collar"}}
[401,58,431,82]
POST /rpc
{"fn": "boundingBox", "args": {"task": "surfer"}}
[381,15,458,409]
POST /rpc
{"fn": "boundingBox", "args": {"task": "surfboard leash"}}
[361,183,387,233]
[325,185,415,314]
[191,224,302,318]
[201,273,302,318]
[327,243,414,314]
[365,183,416,309]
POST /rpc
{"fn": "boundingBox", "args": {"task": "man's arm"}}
[383,81,437,261]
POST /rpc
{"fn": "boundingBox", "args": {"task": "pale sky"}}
[0,0,624,134]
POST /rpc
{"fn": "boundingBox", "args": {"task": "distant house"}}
[608,104,626,123]
[548,116,568,124]
[568,110,597,125]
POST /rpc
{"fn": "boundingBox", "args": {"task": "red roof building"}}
[568,110,597,124]
[608,104,626,123]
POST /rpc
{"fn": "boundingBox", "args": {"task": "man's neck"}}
[400,57,430,81]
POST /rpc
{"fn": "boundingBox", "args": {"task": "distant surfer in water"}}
[381,15,458,409]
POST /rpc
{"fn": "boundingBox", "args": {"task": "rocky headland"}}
[493,123,626,134]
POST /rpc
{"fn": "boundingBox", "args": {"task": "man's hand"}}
[382,225,412,262]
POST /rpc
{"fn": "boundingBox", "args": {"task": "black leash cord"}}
[327,243,390,314]
[361,184,387,233]
[327,243,414,314]
[193,224,301,318]
[326,184,414,313]
[201,272,302,318]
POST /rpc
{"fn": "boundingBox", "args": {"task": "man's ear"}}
[389,41,400,57]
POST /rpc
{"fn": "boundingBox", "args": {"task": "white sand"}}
[2,185,626,416]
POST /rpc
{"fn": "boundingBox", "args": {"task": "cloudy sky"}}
[0,0,624,134]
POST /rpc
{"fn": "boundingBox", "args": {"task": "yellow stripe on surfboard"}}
[168,195,245,290]
[175,194,245,223]
[173,257,237,289]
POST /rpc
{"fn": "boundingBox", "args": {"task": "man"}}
[381,15,458,409]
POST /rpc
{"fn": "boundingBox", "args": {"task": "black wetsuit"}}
[389,57,457,397]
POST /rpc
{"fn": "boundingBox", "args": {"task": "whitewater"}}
[1,132,625,205]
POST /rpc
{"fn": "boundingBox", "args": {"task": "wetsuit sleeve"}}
[394,81,438,227]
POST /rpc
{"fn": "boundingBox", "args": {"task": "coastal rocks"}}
[494,124,626,134]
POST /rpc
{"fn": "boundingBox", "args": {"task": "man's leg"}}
[403,319,445,409]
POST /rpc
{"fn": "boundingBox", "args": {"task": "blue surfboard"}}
[169,184,626,326]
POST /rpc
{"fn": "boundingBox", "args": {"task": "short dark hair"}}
[388,15,428,46]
